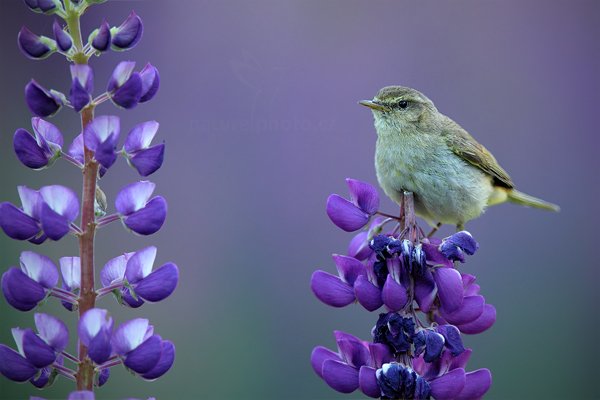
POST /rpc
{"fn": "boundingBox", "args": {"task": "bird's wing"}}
[442,118,514,188]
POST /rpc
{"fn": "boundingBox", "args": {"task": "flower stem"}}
[66,10,98,391]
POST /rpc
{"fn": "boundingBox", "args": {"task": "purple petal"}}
[111,12,143,51]
[123,196,167,235]
[0,344,37,382]
[36,0,56,12]
[310,270,355,307]
[433,267,464,313]
[34,313,69,352]
[311,346,341,379]
[23,0,40,11]
[40,185,79,221]
[52,20,72,52]
[322,359,359,393]
[69,79,91,112]
[348,231,370,261]
[30,365,51,388]
[59,257,81,291]
[83,115,120,154]
[129,143,165,177]
[94,135,118,169]
[135,262,178,302]
[19,251,58,288]
[67,391,95,400]
[100,253,131,287]
[429,368,466,400]
[353,275,383,311]
[446,231,479,255]
[367,343,393,368]
[14,128,49,169]
[78,309,113,347]
[115,181,156,215]
[0,202,40,240]
[2,268,46,311]
[18,186,42,219]
[25,80,62,117]
[112,318,151,355]
[456,369,492,400]
[139,63,160,102]
[326,194,369,232]
[359,366,380,398]
[111,72,142,109]
[18,26,54,59]
[32,117,63,147]
[68,134,84,165]
[22,329,56,368]
[381,275,407,312]
[97,368,110,386]
[335,335,370,368]
[40,202,70,240]
[333,254,366,285]
[141,340,175,380]
[414,268,437,313]
[124,121,159,153]
[457,304,496,334]
[346,178,379,215]
[107,61,136,92]
[122,288,145,308]
[88,328,112,364]
[449,348,472,371]
[441,295,485,325]
[123,334,162,374]
[436,325,465,356]
[92,19,111,52]
[422,241,453,268]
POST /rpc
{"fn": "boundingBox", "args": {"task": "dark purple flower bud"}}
[107,61,143,109]
[433,267,464,314]
[115,181,167,235]
[372,313,415,355]
[78,309,113,364]
[326,179,379,232]
[91,19,111,52]
[18,26,56,59]
[411,243,427,275]
[436,325,465,356]
[14,118,63,169]
[369,234,391,257]
[25,80,64,117]
[440,231,479,263]
[83,115,120,169]
[348,217,384,261]
[39,185,80,240]
[140,340,175,380]
[96,368,110,387]
[24,0,57,13]
[139,63,160,102]
[0,186,44,242]
[123,121,164,176]
[414,329,445,363]
[400,239,413,271]
[111,11,143,51]
[70,65,94,112]
[376,363,430,400]
[52,20,72,52]
[112,318,162,373]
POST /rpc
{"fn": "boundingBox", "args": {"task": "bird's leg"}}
[402,191,420,242]
[427,222,442,238]
[456,223,465,232]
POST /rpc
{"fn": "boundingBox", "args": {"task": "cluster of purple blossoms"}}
[0,1,178,397]
[311,179,495,399]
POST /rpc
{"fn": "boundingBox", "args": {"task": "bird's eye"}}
[398,100,408,109]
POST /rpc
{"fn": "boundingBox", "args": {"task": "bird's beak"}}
[359,100,387,111]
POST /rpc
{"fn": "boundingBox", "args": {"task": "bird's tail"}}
[507,189,560,212]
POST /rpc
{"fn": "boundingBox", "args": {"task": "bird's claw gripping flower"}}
[312,179,495,399]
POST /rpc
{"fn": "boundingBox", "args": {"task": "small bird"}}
[360,86,559,230]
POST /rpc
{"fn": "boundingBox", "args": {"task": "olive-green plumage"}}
[360,86,559,228]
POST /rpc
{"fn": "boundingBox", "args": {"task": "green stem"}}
[66,9,98,392]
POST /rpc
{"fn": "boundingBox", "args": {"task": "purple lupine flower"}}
[24,80,64,117]
[311,254,366,307]
[372,312,415,355]
[69,65,94,112]
[59,256,80,311]
[38,185,79,240]
[311,331,392,395]
[78,308,113,365]
[439,231,479,263]
[2,251,58,311]
[138,63,160,103]
[52,20,73,52]
[375,363,431,399]
[107,61,143,109]
[413,329,445,363]
[110,11,143,51]
[347,217,384,261]
[327,178,379,232]
[123,121,165,176]
[13,117,64,169]
[0,313,68,383]
[82,115,120,169]
[100,246,178,307]
[115,181,167,235]
[91,19,111,52]
[17,26,56,59]
[23,0,58,13]
[112,318,175,378]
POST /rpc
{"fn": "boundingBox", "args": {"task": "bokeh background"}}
[0,0,598,399]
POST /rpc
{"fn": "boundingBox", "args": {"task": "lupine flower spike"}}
[0,1,177,397]
[312,179,494,399]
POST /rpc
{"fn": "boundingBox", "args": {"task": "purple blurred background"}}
[0,0,598,398]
